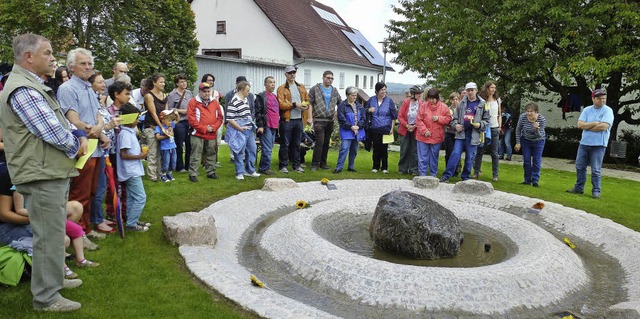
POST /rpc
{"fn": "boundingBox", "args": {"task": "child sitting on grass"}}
[155,109,178,182]
[64,200,99,279]
[116,103,151,232]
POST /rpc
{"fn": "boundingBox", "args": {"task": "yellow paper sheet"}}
[75,139,99,169]
[118,113,139,125]
[382,134,394,144]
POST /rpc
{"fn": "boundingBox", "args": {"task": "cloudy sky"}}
[316,0,425,85]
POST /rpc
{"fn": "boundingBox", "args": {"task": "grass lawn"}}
[1,145,638,318]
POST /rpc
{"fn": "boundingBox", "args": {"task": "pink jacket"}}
[397,98,421,136]
[415,100,451,144]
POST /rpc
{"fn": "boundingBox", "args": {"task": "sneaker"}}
[566,188,584,195]
[39,297,81,312]
[160,174,170,182]
[382,170,389,174]
[293,167,304,173]
[178,169,188,173]
[126,224,149,232]
[492,176,499,182]
[371,169,378,173]
[75,259,100,268]
[505,157,512,161]
[236,174,245,180]
[245,172,260,178]
[206,173,219,179]
[472,172,481,179]
[279,167,289,174]
[189,175,198,183]
[62,278,83,289]
[300,163,306,168]
[532,182,539,187]
[332,169,341,174]
[82,236,99,251]
[521,181,531,185]
[167,172,175,181]
[215,162,222,168]
[311,166,318,172]
[499,156,504,160]
[64,266,78,279]
[85,230,105,240]
[137,220,152,227]
[592,193,600,199]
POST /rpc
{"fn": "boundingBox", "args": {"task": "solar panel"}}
[311,5,345,26]
[342,29,389,68]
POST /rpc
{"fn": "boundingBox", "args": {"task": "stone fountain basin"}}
[260,196,588,314]
[176,179,640,318]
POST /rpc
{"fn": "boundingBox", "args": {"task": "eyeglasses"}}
[325,77,334,80]
[287,71,296,75]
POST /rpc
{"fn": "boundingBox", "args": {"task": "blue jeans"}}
[91,156,106,225]
[417,142,441,177]
[278,119,303,170]
[335,138,358,171]
[161,148,177,173]
[232,127,257,176]
[124,176,146,227]
[0,223,32,246]
[258,127,277,173]
[573,144,606,195]
[521,138,545,183]
[174,120,191,171]
[499,127,512,158]
[442,134,477,180]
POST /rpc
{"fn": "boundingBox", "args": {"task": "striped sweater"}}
[515,112,546,144]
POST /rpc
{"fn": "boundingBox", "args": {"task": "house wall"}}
[295,59,381,98]
[191,0,293,65]
[195,56,286,97]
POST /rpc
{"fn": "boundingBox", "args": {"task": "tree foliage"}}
[0,0,199,90]
[388,0,640,138]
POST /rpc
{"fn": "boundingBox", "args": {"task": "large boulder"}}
[369,191,463,259]
[163,212,217,247]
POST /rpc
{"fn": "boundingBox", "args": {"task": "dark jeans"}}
[174,120,191,171]
[312,120,333,167]
[398,131,418,174]
[444,132,460,175]
[473,127,500,177]
[370,131,389,170]
[278,119,303,169]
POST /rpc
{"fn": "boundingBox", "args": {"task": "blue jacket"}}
[366,96,397,134]
[337,100,366,141]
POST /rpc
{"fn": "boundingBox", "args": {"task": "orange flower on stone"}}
[296,200,308,209]
[532,202,545,210]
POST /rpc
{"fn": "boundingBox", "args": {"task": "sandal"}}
[64,266,78,279]
[95,225,117,233]
[76,259,100,268]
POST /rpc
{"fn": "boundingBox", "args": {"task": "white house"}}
[189,0,392,98]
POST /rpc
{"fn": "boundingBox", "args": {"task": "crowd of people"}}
[0,33,615,312]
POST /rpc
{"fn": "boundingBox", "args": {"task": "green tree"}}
[388,0,640,138]
[0,0,199,89]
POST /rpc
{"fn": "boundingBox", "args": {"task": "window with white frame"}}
[339,72,345,89]
[304,69,311,86]
[355,75,359,88]
[370,76,374,89]
[363,75,367,90]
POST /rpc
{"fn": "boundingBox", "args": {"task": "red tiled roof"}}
[253,0,385,70]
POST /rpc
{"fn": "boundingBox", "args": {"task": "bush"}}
[542,127,582,160]
[618,130,640,166]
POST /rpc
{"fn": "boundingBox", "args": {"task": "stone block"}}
[413,176,439,189]
[452,179,495,195]
[163,212,217,247]
[262,178,299,191]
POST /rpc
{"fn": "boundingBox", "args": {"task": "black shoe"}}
[319,164,330,170]
[332,169,341,174]
[532,182,539,187]
[189,176,198,182]
[206,173,219,179]
[347,168,357,172]
[521,181,531,185]
[566,188,583,194]
[439,177,449,183]
[499,156,504,160]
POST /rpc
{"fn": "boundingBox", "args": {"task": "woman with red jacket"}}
[397,85,423,174]
[416,88,452,177]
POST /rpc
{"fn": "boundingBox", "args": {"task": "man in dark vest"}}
[0,34,88,312]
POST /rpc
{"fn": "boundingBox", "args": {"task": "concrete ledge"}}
[163,212,217,247]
